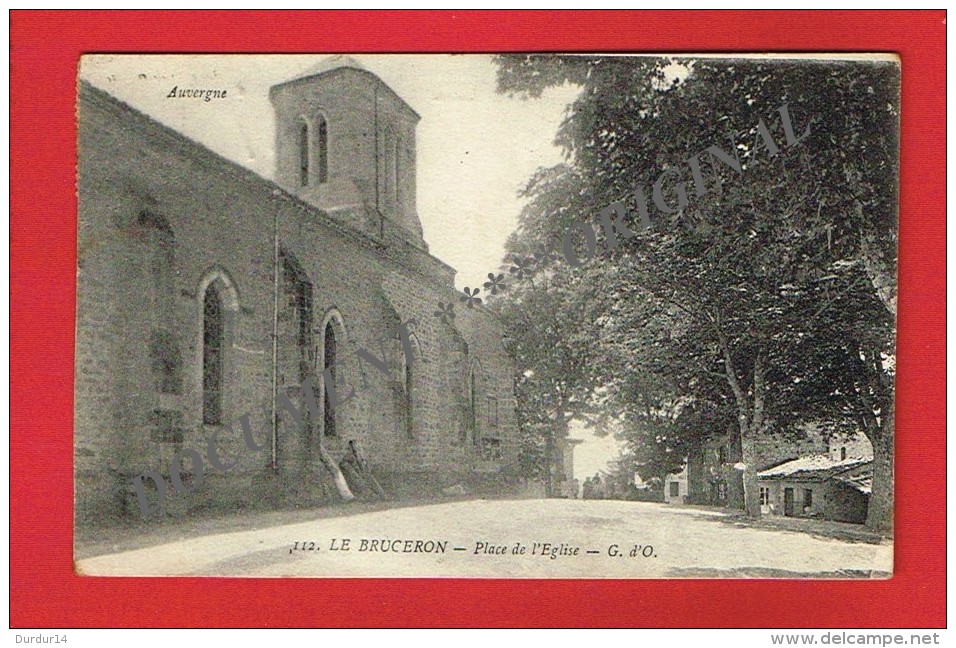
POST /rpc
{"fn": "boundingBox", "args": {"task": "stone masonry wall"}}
[76,82,517,523]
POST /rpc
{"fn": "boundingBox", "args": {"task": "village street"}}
[76,499,892,578]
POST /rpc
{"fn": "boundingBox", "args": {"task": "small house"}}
[757,433,873,524]
[664,464,688,504]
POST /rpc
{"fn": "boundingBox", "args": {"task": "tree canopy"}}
[492,55,898,530]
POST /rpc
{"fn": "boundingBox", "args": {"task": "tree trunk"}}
[865,399,894,533]
[740,429,761,518]
[719,338,764,519]
[858,219,895,534]
[861,223,897,318]
[553,405,569,496]
[686,435,705,504]
[544,431,555,498]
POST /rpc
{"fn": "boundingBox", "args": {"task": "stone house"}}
[757,432,873,524]
[684,432,744,507]
[675,424,828,508]
[666,425,872,522]
[75,57,517,522]
[663,464,688,505]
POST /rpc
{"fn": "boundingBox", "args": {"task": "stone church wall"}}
[76,81,517,523]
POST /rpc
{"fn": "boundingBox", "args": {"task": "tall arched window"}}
[316,116,328,184]
[298,121,310,187]
[202,285,223,425]
[323,322,337,437]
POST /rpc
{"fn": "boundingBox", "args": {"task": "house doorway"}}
[784,487,795,517]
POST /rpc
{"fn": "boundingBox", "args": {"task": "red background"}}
[10,10,946,628]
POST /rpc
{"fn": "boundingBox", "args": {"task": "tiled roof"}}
[758,454,871,483]
[833,471,873,494]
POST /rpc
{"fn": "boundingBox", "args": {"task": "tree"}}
[491,166,606,496]
[494,55,898,529]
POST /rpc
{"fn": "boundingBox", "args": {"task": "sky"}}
[570,423,626,482]
[80,54,625,480]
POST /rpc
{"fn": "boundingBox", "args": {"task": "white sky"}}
[79,54,621,478]
[571,422,627,483]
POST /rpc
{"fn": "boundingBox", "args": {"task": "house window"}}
[298,121,310,186]
[840,447,847,461]
[803,489,813,509]
[669,481,680,497]
[760,486,770,506]
[323,322,337,437]
[316,116,328,184]
[202,285,223,425]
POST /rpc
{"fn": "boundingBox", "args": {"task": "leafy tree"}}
[491,179,605,494]
[494,55,898,530]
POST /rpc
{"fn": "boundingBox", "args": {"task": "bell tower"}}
[270,56,425,247]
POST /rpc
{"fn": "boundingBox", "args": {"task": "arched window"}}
[202,285,223,425]
[323,322,337,437]
[281,253,313,381]
[298,121,310,186]
[316,115,328,184]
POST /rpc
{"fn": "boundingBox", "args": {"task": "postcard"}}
[73,53,898,579]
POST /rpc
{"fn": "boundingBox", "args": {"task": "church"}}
[75,57,518,522]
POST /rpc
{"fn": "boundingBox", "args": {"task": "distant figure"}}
[591,473,605,500]
[582,476,594,500]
